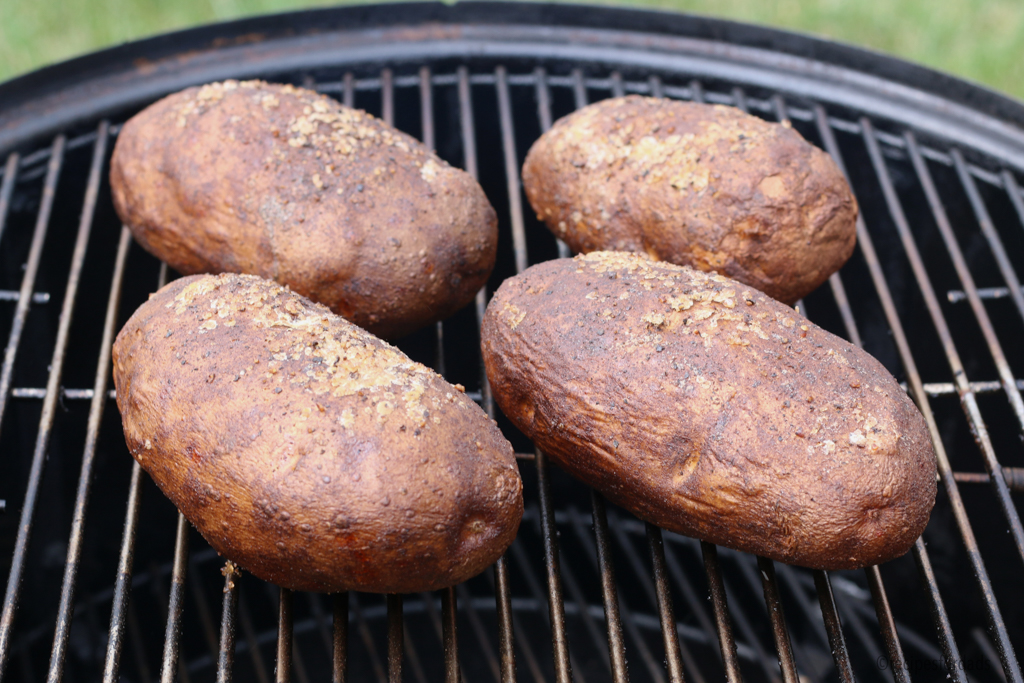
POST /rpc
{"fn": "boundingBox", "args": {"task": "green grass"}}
[2,0,1023,100]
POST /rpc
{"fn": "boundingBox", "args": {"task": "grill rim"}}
[2,2,1024,171]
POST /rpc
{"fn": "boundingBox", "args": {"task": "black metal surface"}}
[0,4,1023,683]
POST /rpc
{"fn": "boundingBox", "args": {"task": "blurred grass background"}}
[1,0,1023,100]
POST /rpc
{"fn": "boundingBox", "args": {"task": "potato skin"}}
[481,252,935,570]
[113,273,522,593]
[110,80,497,339]
[522,96,857,305]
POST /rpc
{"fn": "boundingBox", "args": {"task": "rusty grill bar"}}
[0,18,1023,683]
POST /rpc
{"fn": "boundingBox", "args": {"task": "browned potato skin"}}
[522,96,858,305]
[113,273,522,593]
[481,252,935,570]
[110,80,498,339]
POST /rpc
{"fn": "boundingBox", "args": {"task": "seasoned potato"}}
[522,96,857,305]
[481,252,935,570]
[111,79,497,339]
[113,273,522,593]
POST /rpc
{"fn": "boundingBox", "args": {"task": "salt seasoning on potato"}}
[111,80,497,339]
[481,252,935,570]
[522,96,858,304]
[113,273,522,593]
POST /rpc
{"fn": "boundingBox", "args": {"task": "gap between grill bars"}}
[0,60,1021,683]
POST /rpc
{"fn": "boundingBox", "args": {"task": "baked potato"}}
[481,251,935,570]
[111,79,497,339]
[522,96,857,305]
[113,273,522,593]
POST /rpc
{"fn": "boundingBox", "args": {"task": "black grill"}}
[0,4,1023,683]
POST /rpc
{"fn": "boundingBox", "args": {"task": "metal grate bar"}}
[534,68,554,132]
[535,450,574,683]
[268,584,311,683]
[590,494,629,683]
[442,588,460,683]
[333,593,348,683]
[496,66,528,275]
[0,135,64,464]
[865,567,910,683]
[103,456,144,683]
[947,285,1024,303]
[813,103,1008,681]
[755,557,798,683]
[910,540,966,683]
[382,68,394,127]
[487,552,551,683]
[218,563,240,683]
[688,80,704,104]
[700,542,742,683]
[0,290,49,304]
[646,526,685,683]
[420,66,436,153]
[494,558,518,683]
[343,73,355,109]
[828,271,865,349]
[277,588,294,683]
[863,120,1024,568]
[813,571,855,683]
[0,153,19,245]
[952,150,1024,323]
[571,69,587,110]
[610,72,625,98]
[150,566,189,681]
[436,588,488,683]
[649,77,664,99]
[47,178,128,681]
[388,594,403,683]
[160,514,191,683]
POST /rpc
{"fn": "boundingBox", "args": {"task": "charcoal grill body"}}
[0,4,1023,683]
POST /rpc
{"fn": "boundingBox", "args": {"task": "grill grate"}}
[0,11,1023,683]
